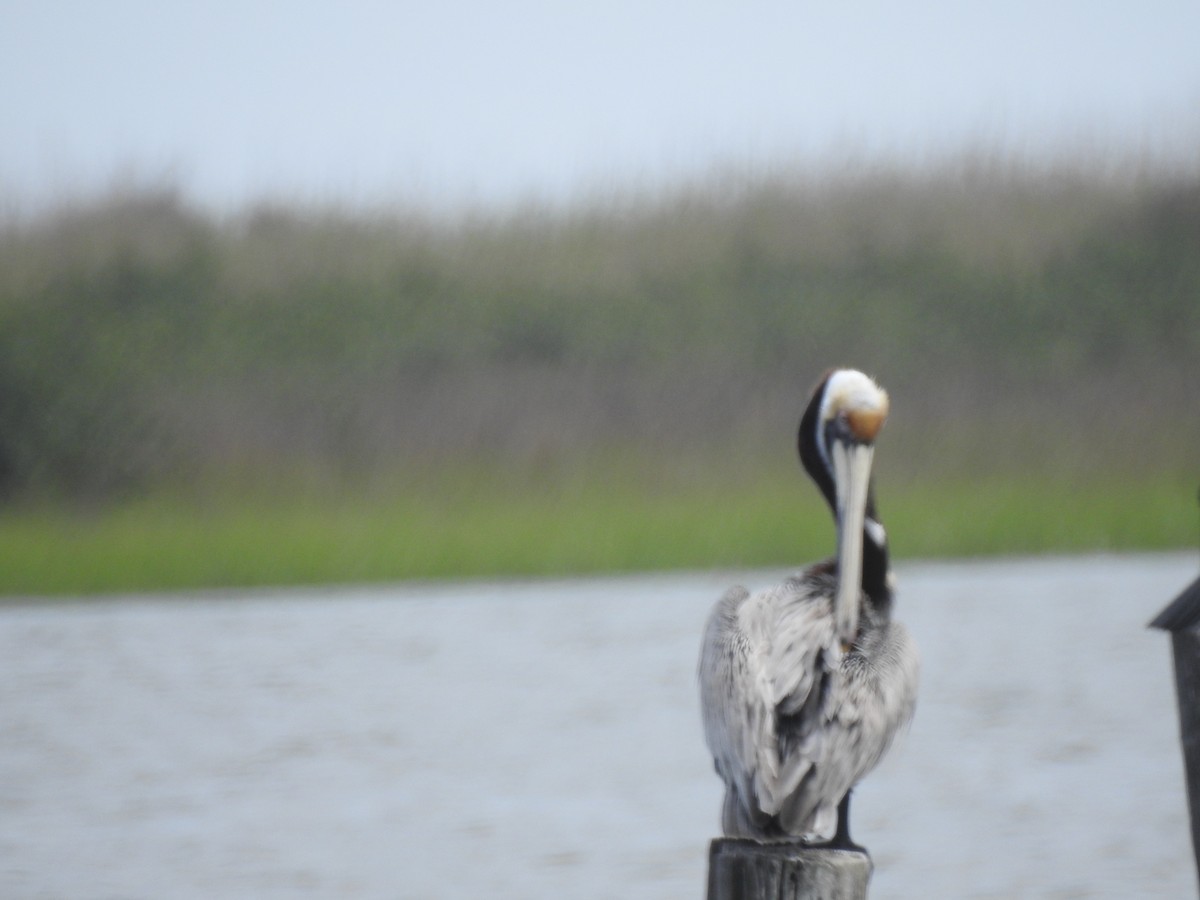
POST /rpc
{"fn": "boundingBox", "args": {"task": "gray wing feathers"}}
[698,586,755,779]
[700,579,840,822]
[749,584,841,816]
[699,577,919,838]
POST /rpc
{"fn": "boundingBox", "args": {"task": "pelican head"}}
[799,369,889,647]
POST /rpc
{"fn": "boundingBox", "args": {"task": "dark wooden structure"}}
[706,839,872,900]
[1149,565,1200,892]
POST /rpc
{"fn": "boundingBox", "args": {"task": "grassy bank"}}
[0,153,1197,594]
[1,467,1193,596]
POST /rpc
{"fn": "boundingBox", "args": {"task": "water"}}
[1,554,1196,898]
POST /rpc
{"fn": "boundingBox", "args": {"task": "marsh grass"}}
[0,149,1197,593]
[1,464,1193,596]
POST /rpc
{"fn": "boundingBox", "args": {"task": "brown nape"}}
[846,407,887,443]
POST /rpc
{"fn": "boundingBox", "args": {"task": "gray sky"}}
[3,1,1198,213]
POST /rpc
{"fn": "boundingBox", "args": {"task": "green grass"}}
[0,469,1193,597]
[1,160,1194,597]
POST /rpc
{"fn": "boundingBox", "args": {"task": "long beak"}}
[831,438,875,648]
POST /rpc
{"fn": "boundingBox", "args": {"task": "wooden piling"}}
[706,838,872,900]
[1169,628,1200,888]
[1148,546,1200,893]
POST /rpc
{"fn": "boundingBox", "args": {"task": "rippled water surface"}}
[2,554,1197,898]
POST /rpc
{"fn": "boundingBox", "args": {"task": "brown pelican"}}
[699,368,918,846]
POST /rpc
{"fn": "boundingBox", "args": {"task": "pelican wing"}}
[699,575,842,831]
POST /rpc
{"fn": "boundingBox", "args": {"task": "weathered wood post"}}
[1148,539,1200,892]
[706,839,872,900]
